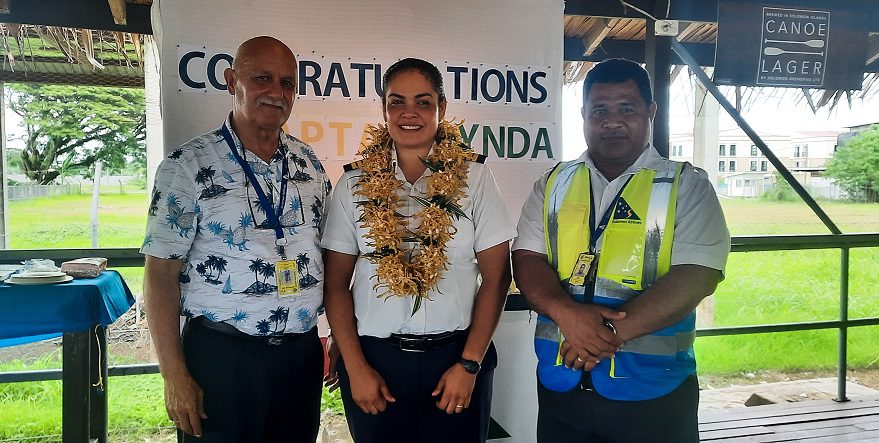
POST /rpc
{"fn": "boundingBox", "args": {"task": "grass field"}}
[698,199,879,373]
[1,192,877,440]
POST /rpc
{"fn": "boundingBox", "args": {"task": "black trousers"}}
[178,319,323,443]
[537,374,700,443]
[338,334,498,443]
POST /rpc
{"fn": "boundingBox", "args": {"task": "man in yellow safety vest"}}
[512,58,730,442]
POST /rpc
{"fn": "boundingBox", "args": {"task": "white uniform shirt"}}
[513,146,730,272]
[322,153,516,338]
[141,115,331,335]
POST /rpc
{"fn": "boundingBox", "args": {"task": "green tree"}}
[6,84,145,184]
[761,171,797,202]
[825,125,879,202]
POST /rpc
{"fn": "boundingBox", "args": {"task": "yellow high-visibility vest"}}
[536,158,695,400]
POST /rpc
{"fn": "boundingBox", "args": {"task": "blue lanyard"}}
[588,174,634,251]
[220,123,289,258]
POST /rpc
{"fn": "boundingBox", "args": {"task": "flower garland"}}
[354,120,472,311]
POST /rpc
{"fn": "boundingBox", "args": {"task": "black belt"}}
[382,329,468,352]
[190,316,311,346]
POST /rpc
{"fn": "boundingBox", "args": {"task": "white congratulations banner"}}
[154,1,563,440]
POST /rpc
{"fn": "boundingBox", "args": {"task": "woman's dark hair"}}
[582,58,653,104]
[381,58,446,106]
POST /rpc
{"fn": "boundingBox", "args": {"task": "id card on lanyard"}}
[221,123,300,298]
[569,175,633,288]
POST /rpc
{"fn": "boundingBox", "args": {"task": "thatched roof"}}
[0,23,145,87]
[0,0,151,87]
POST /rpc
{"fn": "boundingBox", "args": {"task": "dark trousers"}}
[537,374,700,443]
[178,319,323,443]
[338,335,498,443]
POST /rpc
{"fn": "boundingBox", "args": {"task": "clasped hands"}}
[556,304,626,372]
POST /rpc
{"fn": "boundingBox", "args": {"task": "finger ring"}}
[576,356,585,363]
[455,404,464,408]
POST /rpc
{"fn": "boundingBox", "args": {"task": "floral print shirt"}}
[141,116,331,335]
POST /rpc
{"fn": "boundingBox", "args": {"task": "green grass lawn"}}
[1,193,877,439]
[9,191,148,249]
[697,198,879,373]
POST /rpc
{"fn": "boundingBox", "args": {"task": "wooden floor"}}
[699,395,879,442]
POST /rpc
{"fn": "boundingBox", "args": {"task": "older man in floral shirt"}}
[141,36,330,442]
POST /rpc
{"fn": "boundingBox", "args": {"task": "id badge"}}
[568,252,595,287]
[275,260,300,298]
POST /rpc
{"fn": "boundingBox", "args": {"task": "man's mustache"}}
[258,97,288,111]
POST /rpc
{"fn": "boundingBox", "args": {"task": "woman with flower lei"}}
[322,58,516,443]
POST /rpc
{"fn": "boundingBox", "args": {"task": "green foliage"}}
[5,148,24,174]
[826,125,879,202]
[322,387,344,415]
[761,171,798,202]
[5,84,146,184]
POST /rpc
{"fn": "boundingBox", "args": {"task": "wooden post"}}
[91,162,102,248]
[62,332,91,443]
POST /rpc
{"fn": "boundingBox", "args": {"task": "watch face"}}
[460,358,480,374]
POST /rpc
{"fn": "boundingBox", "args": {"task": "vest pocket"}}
[599,223,646,289]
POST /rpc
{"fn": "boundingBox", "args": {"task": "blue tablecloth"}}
[0,270,134,347]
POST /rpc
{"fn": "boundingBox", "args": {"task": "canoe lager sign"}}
[714,1,867,90]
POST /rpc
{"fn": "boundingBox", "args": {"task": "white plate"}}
[16,271,67,278]
[8,275,74,285]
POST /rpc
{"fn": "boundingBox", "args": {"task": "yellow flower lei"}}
[354,120,472,312]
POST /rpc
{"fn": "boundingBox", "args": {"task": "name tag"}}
[568,252,595,287]
[275,260,300,297]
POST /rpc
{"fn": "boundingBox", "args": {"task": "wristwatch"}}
[458,358,481,374]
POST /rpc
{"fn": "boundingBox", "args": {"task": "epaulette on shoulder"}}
[463,151,487,164]
[343,158,368,172]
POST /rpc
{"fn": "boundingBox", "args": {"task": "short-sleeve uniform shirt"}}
[322,152,516,338]
[141,116,331,336]
[513,146,730,272]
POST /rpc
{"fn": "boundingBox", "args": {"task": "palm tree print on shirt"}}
[296,253,319,289]
[289,153,314,182]
[253,307,289,336]
[148,189,161,216]
[195,254,228,285]
[268,307,289,334]
[311,197,323,229]
[195,166,231,200]
[243,258,277,294]
[300,145,326,174]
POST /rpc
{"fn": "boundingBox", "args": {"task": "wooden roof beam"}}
[108,0,126,25]
[581,18,612,56]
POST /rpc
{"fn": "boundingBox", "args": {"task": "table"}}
[0,270,134,443]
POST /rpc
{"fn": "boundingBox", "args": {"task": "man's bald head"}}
[232,36,296,71]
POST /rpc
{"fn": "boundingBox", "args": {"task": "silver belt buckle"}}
[398,337,426,352]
